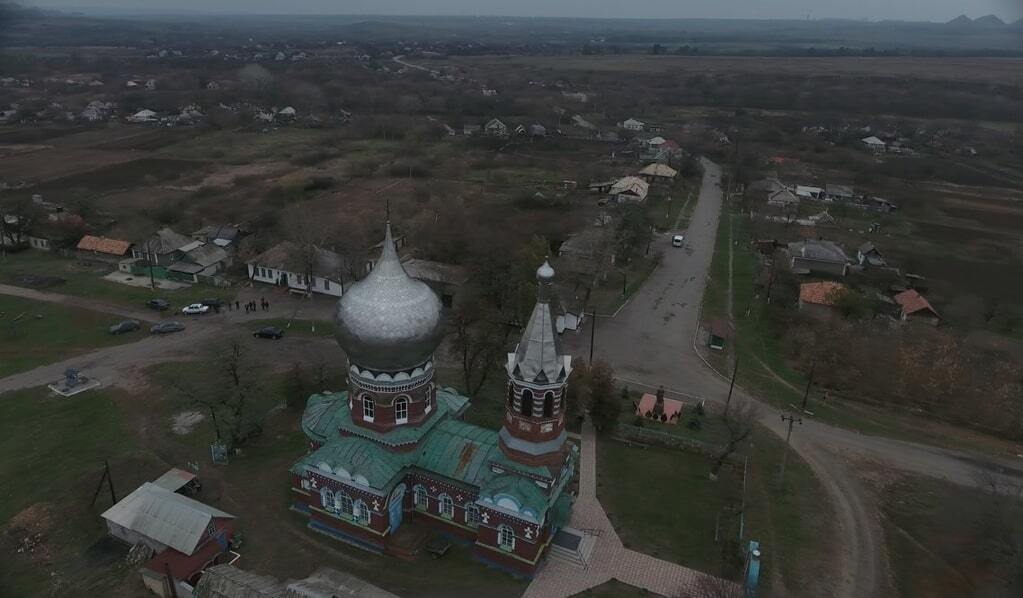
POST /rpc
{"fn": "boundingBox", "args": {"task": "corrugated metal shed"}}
[101,483,234,555]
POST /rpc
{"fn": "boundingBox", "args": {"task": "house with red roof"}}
[894,289,939,326]
[798,281,847,319]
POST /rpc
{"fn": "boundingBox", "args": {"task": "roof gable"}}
[101,483,234,555]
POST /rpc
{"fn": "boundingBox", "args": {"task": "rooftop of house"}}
[400,257,468,287]
[788,239,851,264]
[894,289,939,318]
[639,163,678,178]
[101,481,234,555]
[142,227,193,255]
[609,176,650,197]
[249,241,343,279]
[862,136,886,145]
[799,281,848,306]
[77,235,132,255]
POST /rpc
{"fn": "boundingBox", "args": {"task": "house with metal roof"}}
[608,176,650,203]
[787,240,851,277]
[288,224,576,579]
[101,477,236,596]
[247,241,344,297]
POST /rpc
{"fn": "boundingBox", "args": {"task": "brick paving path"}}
[523,421,740,598]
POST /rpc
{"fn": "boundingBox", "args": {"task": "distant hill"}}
[973,15,1007,28]
[946,15,973,27]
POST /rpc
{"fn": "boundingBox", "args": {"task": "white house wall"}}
[247,264,343,297]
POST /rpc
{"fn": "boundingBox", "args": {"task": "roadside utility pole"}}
[588,310,597,363]
[778,360,816,488]
[724,355,740,417]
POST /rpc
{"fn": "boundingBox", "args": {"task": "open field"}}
[0,294,147,378]
[454,55,1023,86]
[882,475,1023,598]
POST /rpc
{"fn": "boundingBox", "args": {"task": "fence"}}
[614,423,724,459]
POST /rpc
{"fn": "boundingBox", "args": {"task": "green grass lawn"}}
[881,476,1023,598]
[0,251,235,309]
[0,295,147,378]
[597,438,743,577]
[599,383,837,594]
[0,386,151,596]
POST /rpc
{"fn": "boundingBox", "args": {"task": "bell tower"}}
[499,261,572,467]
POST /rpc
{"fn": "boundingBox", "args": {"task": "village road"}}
[561,158,1023,598]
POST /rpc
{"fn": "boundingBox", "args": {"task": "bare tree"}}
[710,399,760,480]
[284,210,338,296]
[238,64,275,101]
[169,341,264,448]
[0,196,41,253]
[451,297,512,396]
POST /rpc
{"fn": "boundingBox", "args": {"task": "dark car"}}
[150,321,185,335]
[200,297,224,308]
[146,298,170,311]
[109,320,141,335]
[253,326,285,340]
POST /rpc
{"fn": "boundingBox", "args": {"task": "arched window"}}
[335,492,353,517]
[395,397,409,424]
[413,484,428,510]
[354,499,370,525]
[543,392,554,418]
[498,525,515,551]
[362,395,375,422]
[320,487,334,511]
[465,504,480,528]
[520,389,533,417]
[438,494,454,519]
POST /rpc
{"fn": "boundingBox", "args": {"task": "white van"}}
[672,234,685,248]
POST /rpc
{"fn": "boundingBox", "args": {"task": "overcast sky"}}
[24,0,1023,22]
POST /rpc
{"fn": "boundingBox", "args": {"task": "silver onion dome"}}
[334,223,443,372]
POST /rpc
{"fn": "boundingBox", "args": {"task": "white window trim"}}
[498,525,516,551]
[465,504,480,528]
[354,499,370,525]
[414,485,428,510]
[395,397,409,425]
[438,494,454,519]
[336,492,353,518]
[363,396,375,423]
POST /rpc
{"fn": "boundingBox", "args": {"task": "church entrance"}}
[388,483,406,533]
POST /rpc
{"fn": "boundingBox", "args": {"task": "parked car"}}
[150,321,185,335]
[146,298,170,311]
[200,297,224,308]
[109,320,141,335]
[672,234,685,248]
[182,303,210,315]
[253,326,285,340]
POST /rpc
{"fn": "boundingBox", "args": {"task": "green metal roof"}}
[437,387,470,417]
[416,420,501,485]
[294,388,577,521]
[292,436,415,488]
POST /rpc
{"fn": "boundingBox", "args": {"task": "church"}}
[288,222,577,578]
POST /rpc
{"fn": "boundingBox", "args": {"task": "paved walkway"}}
[524,421,739,598]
